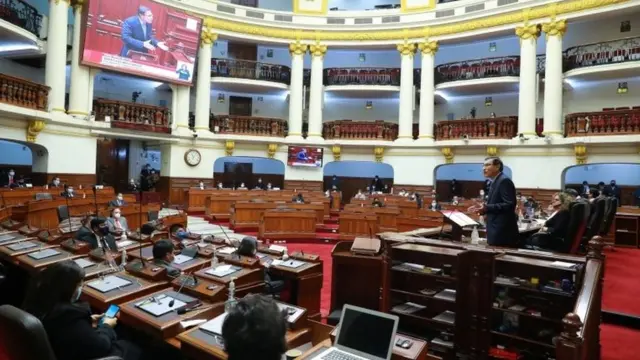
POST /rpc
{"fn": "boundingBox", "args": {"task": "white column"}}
[45,0,70,113]
[307,42,327,141]
[195,19,216,132]
[396,42,416,142]
[87,68,99,118]
[68,3,91,117]
[542,20,567,138]
[417,41,438,143]
[516,25,540,137]
[172,85,190,131]
[287,42,307,141]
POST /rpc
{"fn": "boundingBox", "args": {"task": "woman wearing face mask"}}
[524,192,572,252]
[23,261,143,360]
[107,208,129,237]
[429,199,442,211]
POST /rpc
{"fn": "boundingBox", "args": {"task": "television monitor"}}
[288,146,323,167]
[80,0,202,85]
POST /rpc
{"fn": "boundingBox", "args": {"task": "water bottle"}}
[471,226,480,244]
[120,248,127,267]
[282,248,289,261]
[225,278,237,312]
[211,249,219,267]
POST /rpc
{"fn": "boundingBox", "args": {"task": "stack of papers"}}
[135,294,185,317]
[205,264,240,277]
[86,275,132,293]
[434,289,456,302]
[217,247,236,255]
[200,312,228,335]
[116,240,135,249]
[28,248,60,260]
[74,258,96,268]
[8,241,38,251]
[172,254,193,265]
[269,244,287,253]
[433,311,455,325]
[277,260,306,269]
[391,302,425,314]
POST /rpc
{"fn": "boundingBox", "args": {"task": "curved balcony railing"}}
[0,0,42,37]
[93,98,171,134]
[0,72,49,110]
[565,36,640,72]
[564,109,640,137]
[435,56,520,84]
[323,120,398,141]
[434,117,517,140]
[324,67,401,86]
[211,58,291,85]
[210,115,287,137]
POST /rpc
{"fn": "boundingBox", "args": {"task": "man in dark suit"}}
[0,169,18,188]
[108,193,126,207]
[152,240,181,278]
[120,6,168,58]
[472,157,519,247]
[75,217,118,251]
[606,180,621,206]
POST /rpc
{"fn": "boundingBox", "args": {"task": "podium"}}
[440,210,479,242]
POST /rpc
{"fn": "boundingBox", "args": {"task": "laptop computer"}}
[312,304,399,360]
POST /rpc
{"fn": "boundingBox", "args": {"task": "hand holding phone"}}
[99,304,120,325]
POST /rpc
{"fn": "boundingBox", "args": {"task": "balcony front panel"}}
[210,115,286,137]
[0,0,43,37]
[93,99,171,134]
[211,58,291,85]
[0,73,49,110]
[435,56,521,85]
[434,117,518,140]
[565,109,640,137]
[565,36,640,73]
[324,68,401,86]
[323,120,398,141]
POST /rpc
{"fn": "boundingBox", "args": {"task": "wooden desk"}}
[80,259,117,279]
[295,333,428,360]
[338,213,378,241]
[170,275,227,303]
[119,288,219,339]
[259,209,317,241]
[16,247,84,274]
[173,257,210,273]
[193,265,263,290]
[0,232,29,246]
[270,259,323,320]
[614,209,640,247]
[0,240,57,260]
[81,271,168,312]
[128,245,155,261]
[230,202,277,229]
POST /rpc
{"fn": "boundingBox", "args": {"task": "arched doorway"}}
[0,139,49,186]
[562,163,640,205]
[213,156,285,189]
[323,161,394,201]
[434,163,513,201]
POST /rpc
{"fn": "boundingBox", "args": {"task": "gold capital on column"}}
[26,120,46,143]
[332,145,341,161]
[574,144,587,165]
[542,20,567,38]
[309,41,327,57]
[374,147,385,163]
[441,147,454,164]
[70,0,84,9]
[201,17,218,46]
[225,140,235,156]
[418,40,438,56]
[486,146,499,157]
[515,24,541,40]
[397,41,416,56]
[289,41,308,56]
[54,0,71,5]
[267,143,278,159]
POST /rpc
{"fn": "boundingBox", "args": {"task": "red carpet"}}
[602,248,640,316]
[601,324,640,360]
[289,243,334,317]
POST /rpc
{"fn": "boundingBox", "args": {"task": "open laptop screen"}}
[336,305,398,360]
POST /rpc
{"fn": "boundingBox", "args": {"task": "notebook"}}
[8,241,38,251]
[86,275,132,293]
[205,264,241,278]
[172,254,193,265]
[28,248,60,260]
[200,312,228,336]
[278,259,307,269]
[74,258,96,268]
[135,294,186,317]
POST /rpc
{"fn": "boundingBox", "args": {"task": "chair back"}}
[148,210,159,222]
[585,198,606,240]
[57,205,69,222]
[565,202,587,254]
[600,197,618,235]
[0,305,57,360]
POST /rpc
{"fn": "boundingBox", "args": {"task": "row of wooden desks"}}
[0,230,324,360]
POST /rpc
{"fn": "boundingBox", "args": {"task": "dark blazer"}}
[153,259,181,278]
[544,210,571,241]
[370,178,383,192]
[108,199,127,207]
[485,173,519,247]
[76,230,118,251]
[39,302,134,360]
[120,16,158,57]
[606,185,622,205]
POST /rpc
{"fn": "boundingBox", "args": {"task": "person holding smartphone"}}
[23,260,143,360]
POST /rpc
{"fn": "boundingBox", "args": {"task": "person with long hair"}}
[22,260,142,360]
[524,192,572,252]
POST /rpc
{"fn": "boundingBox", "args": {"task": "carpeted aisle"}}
[602,248,640,316]
[291,243,334,318]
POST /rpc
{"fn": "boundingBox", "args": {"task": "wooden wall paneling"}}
[95,138,130,194]
[29,173,97,189]
[0,165,32,182]
[213,172,284,190]
[227,42,258,60]
[157,177,215,207]
[322,176,393,205]
[566,183,638,206]
[284,180,323,192]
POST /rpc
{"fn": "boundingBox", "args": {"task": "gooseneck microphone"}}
[210,215,234,247]
[64,188,74,244]
[137,187,145,268]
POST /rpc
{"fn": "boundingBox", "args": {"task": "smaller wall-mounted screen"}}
[81,0,202,85]
[287,146,323,167]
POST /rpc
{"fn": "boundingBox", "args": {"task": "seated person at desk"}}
[354,189,367,200]
[451,196,460,206]
[128,178,139,192]
[198,181,205,190]
[255,178,266,190]
[107,208,129,236]
[23,260,143,360]
[217,182,224,190]
[236,237,284,295]
[222,294,287,360]
[152,239,181,278]
[428,199,442,211]
[61,184,75,199]
[49,176,61,188]
[372,198,384,207]
[237,182,247,189]
[76,217,118,251]
[524,192,572,252]
[75,215,93,239]
[588,188,601,203]
[266,182,274,190]
[292,193,305,203]
[108,193,127,207]
[1,168,19,188]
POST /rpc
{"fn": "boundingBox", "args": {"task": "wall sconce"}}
[217,93,225,103]
[617,82,628,94]
[359,53,366,62]
[489,42,497,52]
[485,97,493,106]
[365,101,373,109]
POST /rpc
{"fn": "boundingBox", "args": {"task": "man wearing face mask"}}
[237,182,247,189]
[1,169,18,188]
[49,176,61,188]
[429,199,442,211]
[107,208,130,237]
[198,181,205,190]
[61,184,75,199]
[128,178,139,192]
[76,217,118,251]
[267,182,273,190]
[606,180,621,206]
[255,178,266,190]
[109,193,127,207]
[152,240,181,278]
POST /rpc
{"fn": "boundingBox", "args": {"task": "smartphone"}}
[100,304,120,324]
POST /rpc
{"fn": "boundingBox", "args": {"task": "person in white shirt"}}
[267,183,273,190]
[199,181,205,190]
[217,182,224,189]
[354,189,366,200]
[237,182,247,189]
[452,196,460,206]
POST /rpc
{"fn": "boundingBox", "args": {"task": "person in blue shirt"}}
[296,148,308,161]
[120,6,168,57]
[176,64,191,80]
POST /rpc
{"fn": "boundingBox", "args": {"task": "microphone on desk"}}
[137,188,146,269]
[210,215,235,247]
[64,189,74,243]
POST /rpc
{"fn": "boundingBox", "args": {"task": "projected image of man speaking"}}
[120,6,169,57]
